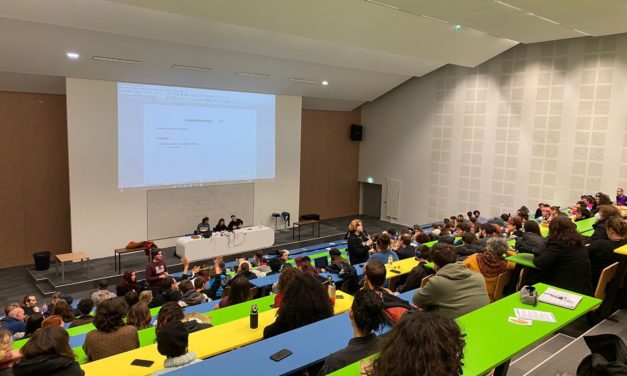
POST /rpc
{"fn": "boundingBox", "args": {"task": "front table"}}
[176,225,274,261]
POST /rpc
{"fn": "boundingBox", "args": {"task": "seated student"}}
[216,277,252,309]
[318,289,386,375]
[21,296,39,317]
[138,290,153,307]
[157,302,211,335]
[534,215,592,295]
[51,300,74,325]
[195,217,211,235]
[213,218,228,232]
[12,326,84,376]
[41,315,64,329]
[229,260,257,284]
[124,291,139,308]
[456,232,483,258]
[506,217,523,238]
[593,192,613,215]
[83,299,139,362]
[266,257,283,276]
[90,280,117,308]
[277,249,290,269]
[23,313,44,339]
[396,245,435,293]
[368,232,399,265]
[300,257,321,277]
[590,205,621,242]
[412,243,489,319]
[363,260,412,324]
[367,312,465,376]
[1,307,25,336]
[116,270,140,297]
[149,277,183,309]
[126,303,152,330]
[574,206,592,222]
[616,187,627,206]
[178,280,208,307]
[227,215,243,231]
[263,273,333,339]
[394,233,416,260]
[437,225,455,245]
[252,250,268,268]
[587,215,627,287]
[463,238,515,302]
[0,327,22,373]
[205,262,229,301]
[153,321,200,375]
[272,267,301,308]
[514,220,546,254]
[324,248,358,294]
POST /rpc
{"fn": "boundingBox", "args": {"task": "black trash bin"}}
[33,251,51,271]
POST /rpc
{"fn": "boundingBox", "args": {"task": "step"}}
[506,333,575,376]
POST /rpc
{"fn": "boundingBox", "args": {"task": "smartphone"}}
[336,295,344,299]
[270,349,293,362]
[389,269,401,274]
[131,359,154,367]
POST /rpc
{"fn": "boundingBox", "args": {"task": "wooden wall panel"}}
[299,108,360,220]
[0,91,70,268]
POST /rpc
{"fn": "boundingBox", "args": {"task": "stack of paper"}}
[538,288,582,310]
[514,308,557,323]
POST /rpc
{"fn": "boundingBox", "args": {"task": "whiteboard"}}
[147,183,254,239]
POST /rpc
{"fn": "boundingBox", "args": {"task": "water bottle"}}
[250,304,258,329]
[327,277,336,307]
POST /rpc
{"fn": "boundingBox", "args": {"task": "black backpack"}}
[335,262,358,294]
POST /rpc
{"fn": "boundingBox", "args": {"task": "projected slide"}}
[118,83,275,189]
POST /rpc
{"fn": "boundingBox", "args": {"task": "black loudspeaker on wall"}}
[350,124,363,141]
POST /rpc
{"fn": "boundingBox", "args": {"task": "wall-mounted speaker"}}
[350,124,363,141]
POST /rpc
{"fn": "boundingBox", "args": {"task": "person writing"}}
[346,219,372,265]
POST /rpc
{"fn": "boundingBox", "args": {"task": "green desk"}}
[506,253,537,269]
[286,247,347,265]
[328,283,601,376]
[575,217,595,234]
[595,244,627,320]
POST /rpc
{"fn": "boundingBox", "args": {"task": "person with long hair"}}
[347,219,372,265]
[272,267,302,308]
[51,300,74,324]
[139,290,153,306]
[590,205,621,242]
[23,313,44,339]
[587,215,627,286]
[156,302,211,335]
[216,277,251,309]
[514,220,547,255]
[213,218,228,232]
[319,289,386,375]
[12,326,84,376]
[367,312,465,376]
[534,215,592,295]
[0,328,21,374]
[263,273,333,339]
[83,299,139,362]
[116,270,140,297]
[126,303,152,330]
[464,238,515,302]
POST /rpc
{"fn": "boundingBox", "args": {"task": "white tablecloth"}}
[175,225,275,261]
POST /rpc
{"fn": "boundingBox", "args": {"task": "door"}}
[361,182,382,218]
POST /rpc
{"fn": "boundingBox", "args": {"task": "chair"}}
[493,269,514,301]
[271,213,281,229]
[594,262,619,300]
[516,267,528,291]
[420,275,433,288]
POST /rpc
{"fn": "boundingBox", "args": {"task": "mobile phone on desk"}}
[389,269,401,274]
[131,359,154,367]
[270,349,293,362]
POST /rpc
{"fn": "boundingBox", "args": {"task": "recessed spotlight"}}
[66,52,80,60]
[322,80,329,86]
[455,24,462,31]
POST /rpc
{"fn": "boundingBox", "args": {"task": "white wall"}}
[66,78,301,259]
[360,34,627,226]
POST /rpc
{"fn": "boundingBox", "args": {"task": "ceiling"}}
[0,0,626,110]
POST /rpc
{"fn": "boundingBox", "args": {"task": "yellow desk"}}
[81,292,353,376]
[385,258,419,290]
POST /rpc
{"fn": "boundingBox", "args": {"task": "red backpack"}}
[373,287,413,324]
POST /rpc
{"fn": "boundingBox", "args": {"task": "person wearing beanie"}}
[153,321,200,375]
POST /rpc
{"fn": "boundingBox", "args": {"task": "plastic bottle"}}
[250,304,258,329]
[327,277,336,307]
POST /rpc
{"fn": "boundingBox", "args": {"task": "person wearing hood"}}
[153,321,200,375]
[464,238,515,302]
[13,326,83,376]
[413,243,489,319]
[534,214,592,295]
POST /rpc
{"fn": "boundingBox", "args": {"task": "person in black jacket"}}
[346,219,372,265]
[324,248,358,294]
[533,215,592,295]
[13,326,84,376]
[149,277,183,308]
[396,245,435,293]
[227,215,243,231]
[318,289,386,375]
[213,218,228,232]
[394,233,416,260]
[587,215,627,287]
[514,220,547,255]
[589,205,621,242]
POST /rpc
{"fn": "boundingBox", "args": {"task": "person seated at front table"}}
[463,238,515,302]
[318,289,386,375]
[412,243,489,319]
[367,232,398,265]
[213,218,228,232]
[195,217,211,234]
[227,214,243,231]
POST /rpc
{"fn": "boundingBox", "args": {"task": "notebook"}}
[538,287,583,310]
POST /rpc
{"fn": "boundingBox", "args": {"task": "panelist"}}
[196,217,211,235]
[213,218,228,232]
[227,214,243,231]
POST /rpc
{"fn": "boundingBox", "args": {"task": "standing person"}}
[213,218,227,232]
[116,270,140,297]
[195,217,210,234]
[12,326,84,376]
[534,215,592,295]
[227,215,243,231]
[318,289,386,375]
[83,299,139,362]
[616,188,627,206]
[146,249,169,293]
[367,312,465,376]
[346,219,372,265]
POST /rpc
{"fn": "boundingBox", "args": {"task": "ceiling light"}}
[236,72,270,78]
[455,24,462,31]
[171,64,212,72]
[574,29,591,36]
[289,78,320,84]
[493,0,522,11]
[321,80,329,86]
[66,52,80,60]
[363,0,399,10]
[92,56,141,64]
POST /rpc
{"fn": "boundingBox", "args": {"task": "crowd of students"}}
[1,190,626,375]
